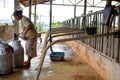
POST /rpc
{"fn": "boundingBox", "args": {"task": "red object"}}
[5,47,11,54]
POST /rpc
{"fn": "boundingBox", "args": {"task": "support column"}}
[29,0,32,20]
[34,2,37,27]
[83,0,87,28]
[14,0,19,35]
[117,6,120,62]
[106,0,111,5]
[74,5,76,18]
[49,0,53,52]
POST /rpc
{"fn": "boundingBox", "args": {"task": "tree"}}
[52,21,61,28]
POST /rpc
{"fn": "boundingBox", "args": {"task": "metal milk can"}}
[12,40,24,68]
[0,40,13,74]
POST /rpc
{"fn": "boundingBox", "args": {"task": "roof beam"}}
[43,3,105,8]
[20,0,49,7]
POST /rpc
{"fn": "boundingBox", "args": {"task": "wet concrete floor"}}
[0,36,104,80]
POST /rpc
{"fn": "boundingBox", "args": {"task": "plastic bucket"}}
[50,52,64,61]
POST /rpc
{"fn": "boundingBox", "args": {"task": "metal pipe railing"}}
[62,7,120,62]
[36,31,115,80]
[37,6,120,80]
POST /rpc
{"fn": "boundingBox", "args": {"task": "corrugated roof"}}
[20,0,49,7]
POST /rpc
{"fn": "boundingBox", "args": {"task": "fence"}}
[62,6,120,63]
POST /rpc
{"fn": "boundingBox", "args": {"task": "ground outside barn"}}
[0,35,104,80]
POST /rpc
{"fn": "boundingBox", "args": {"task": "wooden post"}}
[14,0,19,36]
[106,0,111,5]
[49,0,53,52]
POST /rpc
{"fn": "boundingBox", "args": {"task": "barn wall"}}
[60,36,120,80]
[0,25,14,41]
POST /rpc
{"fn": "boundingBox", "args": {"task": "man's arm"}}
[22,24,32,37]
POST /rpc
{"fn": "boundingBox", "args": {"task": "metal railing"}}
[62,7,120,62]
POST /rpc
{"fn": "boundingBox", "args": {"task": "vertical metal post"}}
[36,1,53,79]
[83,0,87,28]
[34,2,37,27]
[29,0,32,20]
[49,0,53,52]
[74,5,76,18]
[117,9,120,62]
[74,0,76,18]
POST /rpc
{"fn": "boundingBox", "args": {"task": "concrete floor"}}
[0,36,103,80]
